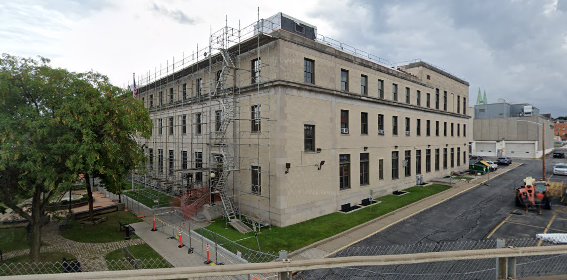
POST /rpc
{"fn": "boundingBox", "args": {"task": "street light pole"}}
[542,123,546,181]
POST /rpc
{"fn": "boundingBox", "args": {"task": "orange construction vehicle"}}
[515,177,551,211]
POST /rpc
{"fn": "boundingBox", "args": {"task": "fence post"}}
[495,238,510,280]
[507,256,517,279]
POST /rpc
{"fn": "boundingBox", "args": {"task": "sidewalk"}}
[290,162,523,260]
[130,222,208,267]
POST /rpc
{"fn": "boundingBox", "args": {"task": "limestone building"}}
[134,13,471,228]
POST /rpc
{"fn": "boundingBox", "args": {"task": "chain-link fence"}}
[296,238,567,280]
[98,186,278,265]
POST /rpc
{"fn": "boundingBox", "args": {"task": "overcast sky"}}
[2,0,566,116]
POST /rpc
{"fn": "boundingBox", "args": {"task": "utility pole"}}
[542,123,546,181]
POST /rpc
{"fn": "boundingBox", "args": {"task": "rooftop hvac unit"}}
[254,12,317,40]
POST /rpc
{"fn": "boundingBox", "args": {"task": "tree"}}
[59,72,151,219]
[0,54,151,260]
[0,54,76,261]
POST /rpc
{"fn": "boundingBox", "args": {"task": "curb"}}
[290,162,523,259]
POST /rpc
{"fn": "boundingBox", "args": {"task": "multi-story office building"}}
[135,13,471,227]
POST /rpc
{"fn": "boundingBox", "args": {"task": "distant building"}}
[555,120,567,141]
[472,101,554,158]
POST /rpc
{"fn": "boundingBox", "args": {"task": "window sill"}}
[339,188,351,191]
[303,151,318,154]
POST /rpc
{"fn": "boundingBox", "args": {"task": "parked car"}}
[553,163,567,176]
[485,160,498,171]
[553,152,565,158]
[497,157,512,165]
[470,155,484,161]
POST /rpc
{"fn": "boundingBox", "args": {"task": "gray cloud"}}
[310,0,567,116]
[150,2,197,25]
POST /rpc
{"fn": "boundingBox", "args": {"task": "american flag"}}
[131,73,139,97]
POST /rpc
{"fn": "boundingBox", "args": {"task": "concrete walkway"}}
[130,222,208,267]
[290,163,523,260]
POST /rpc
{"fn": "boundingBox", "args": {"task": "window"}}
[405,117,410,136]
[392,116,398,136]
[149,148,154,170]
[417,90,421,106]
[168,117,174,135]
[169,88,174,104]
[182,115,187,134]
[417,119,421,136]
[361,75,368,96]
[464,124,467,137]
[457,96,461,113]
[463,98,467,115]
[392,151,399,180]
[195,152,203,182]
[361,112,368,135]
[463,151,467,165]
[435,89,440,109]
[416,150,422,174]
[251,105,261,132]
[444,122,447,137]
[168,150,174,175]
[196,78,203,96]
[340,110,349,134]
[435,121,440,136]
[426,93,431,108]
[149,94,154,108]
[426,120,431,136]
[215,110,222,132]
[360,153,369,185]
[159,91,163,106]
[450,148,455,168]
[158,149,163,174]
[405,87,410,104]
[443,91,448,111]
[457,124,460,137]
[195,113,202,135]
[215,70,222,91]
[182,83,187,100]
[457,147,461,167]
[443,148,448,169]
[378,114,385,135]
[304,125,315,152]
[158,118,163,135]
[304,58,315,84]
[392,83,398,101]
[378,79,384,99]
[182,151,188,170]
[426,149,432,173]
[404,150,411,177]
[340,69,349,91]
[378,159,384,180]
[252,58,261,84]
[339,154,351,190]
[251,166,261,195]
[435,149,440,171]
[451,123,454,137]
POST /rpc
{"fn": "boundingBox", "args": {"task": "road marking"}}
[538,212,558,246]
[502,220,567,233]
[485,213,512,239]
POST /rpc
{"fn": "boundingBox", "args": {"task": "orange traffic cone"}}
[204,244,212,264]
[151,216,157,232]
[178,229,184,248]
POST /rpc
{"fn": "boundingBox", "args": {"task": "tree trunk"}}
[85,173,94,220]
[30,186,42,261]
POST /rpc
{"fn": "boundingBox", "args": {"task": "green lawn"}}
[198,184,450,254]
[0,252,77,276]
[105,244,172,270]
[124,187,174,208]
[0,227,29,252]
[60,211,142,243]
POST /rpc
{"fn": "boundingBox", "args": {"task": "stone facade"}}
[136,28,471,227]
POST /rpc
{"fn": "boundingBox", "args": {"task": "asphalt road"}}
[298,154,567,279]
[351,157,567,247]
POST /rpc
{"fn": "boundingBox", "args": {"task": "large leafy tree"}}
[60,73,151,218]
[0,54,77,261]
[0,54,151,260]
